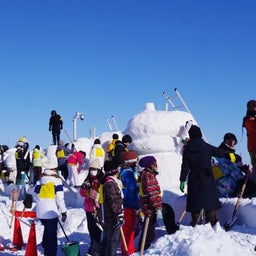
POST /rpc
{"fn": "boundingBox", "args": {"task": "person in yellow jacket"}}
[32,145,45,185]
[106,133,119,161]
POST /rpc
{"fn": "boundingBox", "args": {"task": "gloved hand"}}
[49,127,51,131]
[114,213,124,229]
[180,181,185,193]
[156,209,163,220]
[61,212,67,222]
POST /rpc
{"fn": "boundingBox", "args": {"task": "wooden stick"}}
[9,186,21,229]
[177,209,186,225]
[120,226,129,256]
[140,216,150,256]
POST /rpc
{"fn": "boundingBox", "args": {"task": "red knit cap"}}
[120,151,138,164]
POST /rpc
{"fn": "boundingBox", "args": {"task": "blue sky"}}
[0,0,255,164]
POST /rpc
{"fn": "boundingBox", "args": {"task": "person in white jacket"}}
[34,159,67,256]
[89,138,105,168]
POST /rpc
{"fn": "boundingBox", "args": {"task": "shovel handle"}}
[58,219,69,242]
[140,216,150,256]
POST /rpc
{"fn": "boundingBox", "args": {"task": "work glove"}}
[49,127,51,131]
[180,181,185,193]
[114,213,124,229]
[61,212,67,222]
[156,209,163,220]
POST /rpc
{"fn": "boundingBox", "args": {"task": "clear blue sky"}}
[0,0,255,164]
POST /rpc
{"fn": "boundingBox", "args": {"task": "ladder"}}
[163,88,192,114]
[163,88,207,142]
[106,115,119,131]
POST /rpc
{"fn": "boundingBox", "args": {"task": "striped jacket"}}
[139,167,162,217]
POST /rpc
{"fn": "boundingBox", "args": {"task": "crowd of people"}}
[0,101,255,256]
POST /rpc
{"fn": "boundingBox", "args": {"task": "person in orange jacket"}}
[243,100,256,172]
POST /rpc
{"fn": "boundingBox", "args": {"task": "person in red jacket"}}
[137,156,162,251]
[243,100,256,173]
[67,150,86,187]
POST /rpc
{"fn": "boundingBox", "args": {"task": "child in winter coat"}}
[119,151,139,255]
[67,150,86,187]
[101,160,124,256]
[80,158,103,256]
[137,155,162,251]
[213,133,252,198]
[34,159,67,256]
[55,140,72,180]
[32,145,45,185]
[106,133,119,161]
[90,138,105,168]
[112,134,132,167]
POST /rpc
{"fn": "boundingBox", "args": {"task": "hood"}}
[186,138,206,153]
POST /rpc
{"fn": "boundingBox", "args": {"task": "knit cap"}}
[103,161,119,176]
[120,151,138,164]
[89,158,102,169]
[139,156,156,168]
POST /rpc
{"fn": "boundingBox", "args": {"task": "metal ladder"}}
[163,88,207,141]
[163,88,192,114]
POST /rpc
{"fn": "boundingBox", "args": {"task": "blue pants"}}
[40,218,58,256]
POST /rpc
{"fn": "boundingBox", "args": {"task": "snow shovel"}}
[224,174,249,231]
[177,209,186,226]
[58,219,80,256]
[140,216,150,256]
[9,186,21,229]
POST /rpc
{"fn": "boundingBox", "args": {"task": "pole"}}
[111,115,119,131]
[120,227,129,256]
[140,216,150,256]
[106,118,113,131]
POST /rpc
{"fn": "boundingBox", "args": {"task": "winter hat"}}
[139,156,156,168]
[122,134,132,143]
[188,125,202,140]
[247,100,256,111]
[121,151,138,164]
[223,133,237,145]
[34,145,40,150]
[58,140,65,147]
[94,138,101,145]
[112,133,119,140]
[43,159,58,170]
[103,161,119,176]
[89,158,102,169]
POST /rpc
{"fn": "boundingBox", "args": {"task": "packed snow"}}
[0,102,256,256]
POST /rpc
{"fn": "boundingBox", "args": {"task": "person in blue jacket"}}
[119,150,139,255]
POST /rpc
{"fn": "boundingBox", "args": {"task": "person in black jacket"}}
[49,110,63,145]
[112,134,132,166]
[179,125,226,226]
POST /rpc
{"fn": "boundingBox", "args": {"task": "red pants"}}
[121,208,137,255]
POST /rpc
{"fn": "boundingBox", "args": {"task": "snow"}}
[0,103,256,255]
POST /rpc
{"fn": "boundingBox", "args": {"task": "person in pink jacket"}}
[80,158,103,256]
[67,150,86,187]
